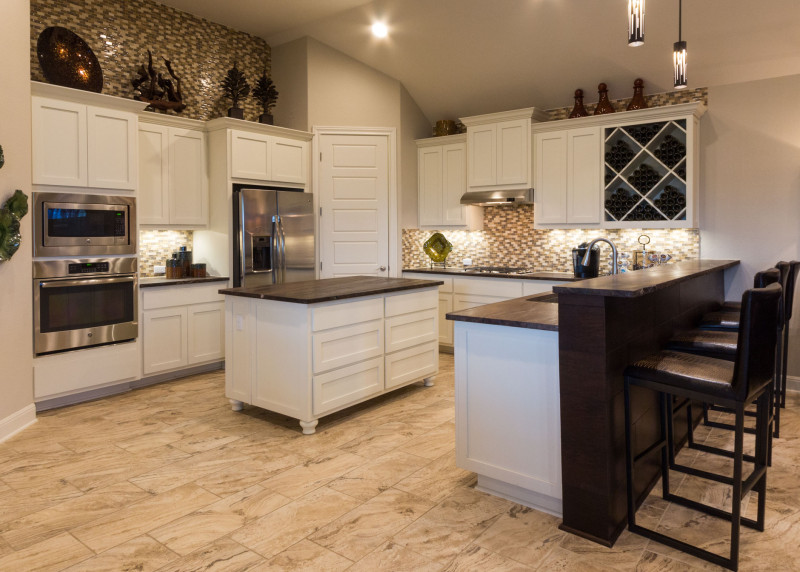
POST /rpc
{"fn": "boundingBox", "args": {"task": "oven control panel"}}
[68,262,110,274]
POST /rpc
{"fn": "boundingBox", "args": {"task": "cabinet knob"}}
[379,266,387,272]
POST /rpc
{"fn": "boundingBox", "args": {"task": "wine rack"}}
[603,118,688,224]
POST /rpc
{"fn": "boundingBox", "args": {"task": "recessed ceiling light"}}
[371,21,388,38]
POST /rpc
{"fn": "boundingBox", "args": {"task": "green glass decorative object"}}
[0,144,4,169]
[423,232,453,264]
[0,190,28,262]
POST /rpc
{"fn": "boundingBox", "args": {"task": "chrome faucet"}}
[581,238,619,275]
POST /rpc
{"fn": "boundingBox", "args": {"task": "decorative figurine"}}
[594,83,616,115]
[252,68,279,124]
[0,145,4,170]
[0,190,28,262]
[222,61,250,120]
[131,50,186,113]
[626,78,648,111]
[569,89,589,118]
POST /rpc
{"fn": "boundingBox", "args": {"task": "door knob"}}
[379,266,387,271]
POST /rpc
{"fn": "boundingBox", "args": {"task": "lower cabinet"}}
[224,287,440,433]
[142,283,225,376]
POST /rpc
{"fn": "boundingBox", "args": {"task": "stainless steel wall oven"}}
[33,192,136,257]
[33,258,138,355]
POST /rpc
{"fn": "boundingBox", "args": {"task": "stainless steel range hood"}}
[460,188,534,206]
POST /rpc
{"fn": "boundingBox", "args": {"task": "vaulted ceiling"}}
[157,0,800,121]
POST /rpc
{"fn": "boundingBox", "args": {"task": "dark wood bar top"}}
[553,260,739,297]
[404,268,579,281]
[140,276,229,288]
[446,293,559,331]
[219,276,443,303]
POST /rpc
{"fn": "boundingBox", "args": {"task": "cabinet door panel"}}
[385,341,438,389]
[188,302,224,364]
[32,96,87,187]
[143,307,188,375]
[496,119,529,185]
[271,138,307,183]
[534,132,568,223]
[418,146,443,227]
[87,107,137,190]
[313,357,383,416]
[231,130,270,180]
[169,129,207,226]
[385,308,438,353]
[567,127,602,223]
[138,123,170,225]
[439,294,454,345]
[312,320,383,374]
[468,124,496,188]
[442,143,467,225]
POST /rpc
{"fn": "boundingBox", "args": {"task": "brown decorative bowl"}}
[434,120,458,137]
[37,27,103,93]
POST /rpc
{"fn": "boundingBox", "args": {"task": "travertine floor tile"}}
[442,544,535,571]
[327,449,430,502]
[347,540,442,572]
[400,421,456,460]
[128,446,249,494]
[0,532,92,572]
[71,482,219,552]
[154,537,265,572]
[394,450,476,503]
[310,487,434,560]
[59,535,178,572]
[258,448,366,499]
[473,505,565,565]
[260,539,352,571]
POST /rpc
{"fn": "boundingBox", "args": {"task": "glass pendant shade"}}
[628,0,645,46]
[673,41,687,89]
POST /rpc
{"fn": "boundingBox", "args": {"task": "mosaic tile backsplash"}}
[31,0,271,121]
[403,205,700,272]
[139,230,193,276]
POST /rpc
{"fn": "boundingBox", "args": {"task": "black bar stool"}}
[624,282,782,571]
[778,261,799,408]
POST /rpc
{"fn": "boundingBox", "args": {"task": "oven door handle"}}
[38,275,136,289]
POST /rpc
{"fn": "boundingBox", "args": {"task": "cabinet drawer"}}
[453,277,523,298]
[313,357,383,416]
[453,294,510,312]
[312,320,383,374]
[142,283,225,310]
[385,289,438,317]
[312,297,383,331]
[385,341,438,389]
[385,308,437,353]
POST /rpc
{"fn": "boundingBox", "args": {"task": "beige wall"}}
[272,37,309,132]
[0,0,34,430]
[400,85,431,228]
[700,74,800,375]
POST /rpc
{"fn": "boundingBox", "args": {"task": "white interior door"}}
[319,133,389,278]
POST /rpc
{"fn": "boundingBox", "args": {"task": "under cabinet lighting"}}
[371,21,388,38]
[628,0,645,46]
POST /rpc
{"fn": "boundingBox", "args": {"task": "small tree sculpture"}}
[253,69,279,124]
[222,61,250,119]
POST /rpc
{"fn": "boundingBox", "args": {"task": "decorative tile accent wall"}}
[547,87,707,121]
[31,0,271,121]
[138,229,193,276]
[403,205,699,272]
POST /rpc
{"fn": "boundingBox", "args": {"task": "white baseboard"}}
[0,404,37,443]
[787,375,800,393]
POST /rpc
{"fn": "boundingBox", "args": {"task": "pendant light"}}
[628,0,645,46]
[673,0,687,89]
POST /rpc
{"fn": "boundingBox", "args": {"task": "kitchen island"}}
[447,260,739,544]
[219,276,443,434]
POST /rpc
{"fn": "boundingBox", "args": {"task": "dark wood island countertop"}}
[446,292,559,331]
[219,276,444,304]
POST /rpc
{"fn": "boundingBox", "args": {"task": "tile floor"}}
[0,355,798,571]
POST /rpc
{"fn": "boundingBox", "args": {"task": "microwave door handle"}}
[39,276,136,289]
[271,216,278,284]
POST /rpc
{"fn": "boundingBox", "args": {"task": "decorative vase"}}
[258,113,274,125]
[434,120,458,136]
[626,78,648,111]
[227,106,244,120]
[594,83,616,115]
[568,89,589,118]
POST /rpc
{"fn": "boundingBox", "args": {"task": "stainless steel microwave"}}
[33,192,136,257]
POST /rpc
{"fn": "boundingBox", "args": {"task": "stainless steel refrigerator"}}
[233,185,315,288]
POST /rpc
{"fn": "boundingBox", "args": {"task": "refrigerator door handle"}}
[271,216,279,284]
[279,218,287,284]
[238,193,246,286]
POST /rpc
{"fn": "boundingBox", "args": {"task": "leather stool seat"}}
[667,330,738,361]
[699,310,740,331]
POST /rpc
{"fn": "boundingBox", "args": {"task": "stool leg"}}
[774,339,783,439]
[730,402,745,571]
[781,327,789,408]
[755,387,770,531]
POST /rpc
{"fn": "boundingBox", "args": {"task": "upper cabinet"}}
[225,124,309,185]
[533,102,706,229]
[460,107,548,192]
[32,82,143,191]
[416,134,482,230]
[139,115,207,227]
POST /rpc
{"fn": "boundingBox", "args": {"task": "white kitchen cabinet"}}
[532,102,706,229]
[417,135,482,230]
[139,117,207,227]
[534,126,602,226]
[224,286,439,434]
[31,83,142,191]
[230,129,307,184]
[460,107,548,192]
[141,283,225,376]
